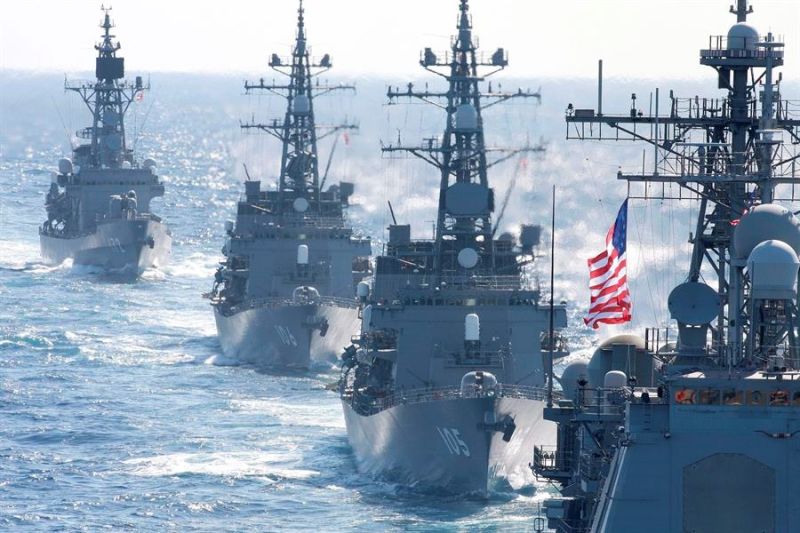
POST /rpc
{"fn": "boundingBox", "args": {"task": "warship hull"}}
[40,218,171,275]
[214,302,359,368]
[342,395,555,495]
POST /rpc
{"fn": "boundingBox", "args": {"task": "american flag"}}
[584,199,632,329]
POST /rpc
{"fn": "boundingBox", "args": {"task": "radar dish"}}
[293,197,309,213]
[668,282,719,325]
[457,247,479,269]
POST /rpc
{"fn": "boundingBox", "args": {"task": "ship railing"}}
[701,34,785,55]
[223,294,359,313]
[573,387,630,415]
[532,445,573,480]
[540,332,569,354]
[236,209,352,230]
[347,383,555,414]
[437,274,525,290]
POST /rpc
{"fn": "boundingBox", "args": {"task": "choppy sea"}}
[0,73,625,532]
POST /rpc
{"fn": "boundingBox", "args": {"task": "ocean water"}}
[0,73,605,532]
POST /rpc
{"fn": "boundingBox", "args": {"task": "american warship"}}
[533,1,800,531]
[40,7,171,275]
[339,0,568,495]
[209,1,370,368]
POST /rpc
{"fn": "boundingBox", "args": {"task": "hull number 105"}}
[436,427,470,457]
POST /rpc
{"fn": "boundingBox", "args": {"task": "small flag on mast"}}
[584,199,632,329]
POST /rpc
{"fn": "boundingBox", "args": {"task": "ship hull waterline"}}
[342,395,556,495]
[40,217,171,275]
[214,302,360,369]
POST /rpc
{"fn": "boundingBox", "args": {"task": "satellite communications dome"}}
[588,334,650,388]
[560,359,590,399]
[747,239,800,300]
[733,204,800,259]
[727,22,760,51]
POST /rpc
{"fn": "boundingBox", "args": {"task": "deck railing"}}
[343,383,557,415]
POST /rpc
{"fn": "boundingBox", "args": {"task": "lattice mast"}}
[65,7,147,169]
[566,0,800,364]
[242,0,356,216]
[382,0,542,280]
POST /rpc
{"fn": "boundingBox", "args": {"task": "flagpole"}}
[547,185,556,408]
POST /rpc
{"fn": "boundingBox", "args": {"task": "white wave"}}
[0,240,40,269]
[229,398,345,429]
[162,252,220,280]
[200,353,241,366]
[124,451,318,480]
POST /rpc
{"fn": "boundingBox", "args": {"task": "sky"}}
[1,0,800,80]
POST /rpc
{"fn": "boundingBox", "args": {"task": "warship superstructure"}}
[534,2,800,531]
[40,8,170,275]
[339,0,568,494]
[209,1,370,368]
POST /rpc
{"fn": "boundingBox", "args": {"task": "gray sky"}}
[2,0,799,79]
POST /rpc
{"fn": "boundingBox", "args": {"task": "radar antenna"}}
[242,0,357,216]
[381,0,544,280]
[566,1,800,366]
[65,6,148,169]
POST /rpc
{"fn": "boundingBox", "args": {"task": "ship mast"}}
[566,0,800,366]
[242,0,356,216]
[65,6,147,169]
[382,0,543,282]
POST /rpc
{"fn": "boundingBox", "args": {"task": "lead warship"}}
[339,0,568,495]
[40,8,171,275]
[534,2,800,531]
[209,1,370,368]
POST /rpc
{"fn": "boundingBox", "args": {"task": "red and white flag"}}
[584,199,632,329]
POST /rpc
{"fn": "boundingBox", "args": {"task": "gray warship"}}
[339,0,568,495]
[40,7,171,275]
[533,1,800,532]
[209,1,370,369]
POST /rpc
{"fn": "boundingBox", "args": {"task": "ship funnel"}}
[465,313,480,342]
[747,239,800,300]
[297,244,309,265]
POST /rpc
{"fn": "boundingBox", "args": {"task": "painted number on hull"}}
[436,427,470,457]
[274,325,298,347]
[107,237,124,253]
